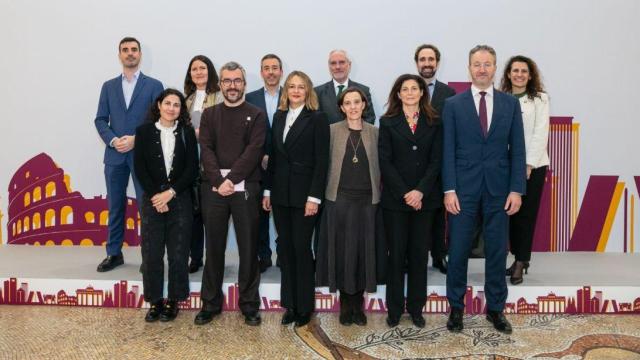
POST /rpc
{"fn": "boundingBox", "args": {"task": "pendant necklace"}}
[348,131,362,163]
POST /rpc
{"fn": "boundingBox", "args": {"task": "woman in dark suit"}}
[183,55,223,273]
[262,71,329,327]
[134,88,198,322]
[316,87,380,326]
[379,74,442,328]
[500,56,550,285]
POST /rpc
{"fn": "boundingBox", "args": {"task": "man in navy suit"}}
[442,45,525,334]
[94,37,164,272]
[245,53,283,273]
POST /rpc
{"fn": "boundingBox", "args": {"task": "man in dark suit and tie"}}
[94,37,163,272]
[314,50,375,124]
[415,44,456,275]
[245,54,283,273]
[442,45,526,334]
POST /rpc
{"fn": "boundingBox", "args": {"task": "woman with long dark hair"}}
[262,71,329,327]
[182,55,223,273]
[316,87,380,326]
[134,88,198,322]
[500,55,549,285]
[379,74,441,328]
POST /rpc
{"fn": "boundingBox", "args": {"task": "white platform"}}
[1,245,639,314]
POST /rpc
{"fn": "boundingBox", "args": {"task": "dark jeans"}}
[140,192,192,303]
[510,166,547,261]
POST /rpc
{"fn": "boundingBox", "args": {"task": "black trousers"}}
[140,193,192,303]
[257,208,273,261]
[510,166,547,262]
[384,209,435,317]
[272,204,317,314]
[431,206,447,260]
[200,182,261,314]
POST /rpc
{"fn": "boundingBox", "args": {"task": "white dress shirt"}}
[471,84,494,129]
[121,70,140,109]
[283,105,304,141]
[155,121,178,177]
[333,79,349,95]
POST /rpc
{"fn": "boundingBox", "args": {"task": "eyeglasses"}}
[221,78,244,86]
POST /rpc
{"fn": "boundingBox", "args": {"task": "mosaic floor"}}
[1,306,639,359]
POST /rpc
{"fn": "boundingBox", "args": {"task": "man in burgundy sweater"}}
[194,61,267,326]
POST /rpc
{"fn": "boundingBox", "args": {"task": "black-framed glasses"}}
[221,78,244,86]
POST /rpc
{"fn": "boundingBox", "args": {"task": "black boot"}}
[352,291,367,326]
[339,291,352,326]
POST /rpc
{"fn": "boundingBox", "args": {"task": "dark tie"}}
[337,85,345,97]
[479,91,488,137]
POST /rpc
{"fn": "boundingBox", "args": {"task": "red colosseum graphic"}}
[6,153,140,246]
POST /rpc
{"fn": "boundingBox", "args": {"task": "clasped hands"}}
[113,135,135,153]
[404,190,423,210]
[151,190,174,213]
[212,179,235,197]
[444,192,522,215]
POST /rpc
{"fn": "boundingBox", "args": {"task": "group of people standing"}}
[94,37,549,334]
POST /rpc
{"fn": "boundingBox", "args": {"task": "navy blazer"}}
[442,89,526,197]
[245,86,281,156]
[94,73,164,165]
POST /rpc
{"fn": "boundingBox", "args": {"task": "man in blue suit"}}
[245,53,282,273]
[94,37,164,272]
[442,45,525,334]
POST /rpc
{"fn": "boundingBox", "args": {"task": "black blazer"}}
[264,108,330,208]
[314,80,376,124]
[378,113,442,211]
[431,80,456,116]
[133,122,198,197]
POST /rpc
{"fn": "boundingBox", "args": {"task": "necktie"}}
[337,84,345,97]
[479,91,488,137]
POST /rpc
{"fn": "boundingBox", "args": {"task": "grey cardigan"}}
[325,120,381,204]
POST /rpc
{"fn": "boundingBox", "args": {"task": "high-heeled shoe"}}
[506,260,530,276]
[510,261,530,285]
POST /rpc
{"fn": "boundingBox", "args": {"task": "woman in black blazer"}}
[134,88,198,322]
[379,74,442,328]
[262,71,329,327]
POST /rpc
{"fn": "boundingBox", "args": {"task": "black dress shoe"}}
[97,254,124,272]
[144,300,164,322]
[411,314,426,328]
[386,315,400,328]
[432,257,448,274]
[244,311,262,326]
[160,300,179,322]
[189,261,203,274]
[295,312,312,327]
[486,311,512,334]
[194,308,221,325]
[339,313,353,326]
[281,309,297,325]
[447,308,464,332]
[259,258,273,274]
[352,311,367,326]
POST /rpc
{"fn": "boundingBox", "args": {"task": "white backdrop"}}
[1,0,638,250]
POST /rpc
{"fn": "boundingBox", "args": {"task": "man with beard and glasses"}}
[194,62,267,326]
[245,54,283,273]
[315,49,376,124]
[94,36,163,272]
[414,44,456,275]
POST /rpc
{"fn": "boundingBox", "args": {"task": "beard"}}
[222,88,245,104]
[419,66,436,79]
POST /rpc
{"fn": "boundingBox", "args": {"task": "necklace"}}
[348,130,362,163]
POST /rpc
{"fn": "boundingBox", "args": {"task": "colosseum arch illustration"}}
[32,212,41,230]
[45,209,56,227]
[23,192,30,207]
[33,186,41,202]
[60,206,73,225]
[45,181,56,198]
[23,216,29,232]
[84,211,95,224]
